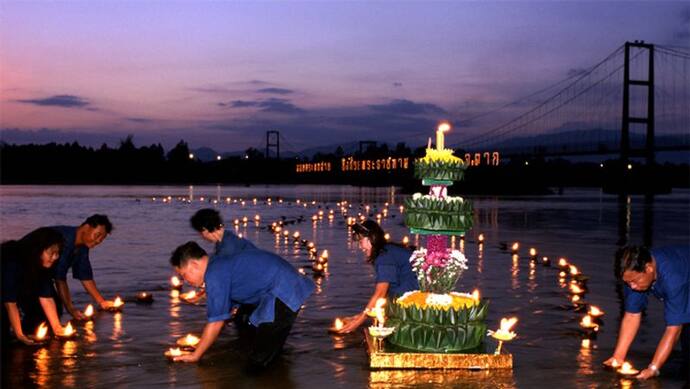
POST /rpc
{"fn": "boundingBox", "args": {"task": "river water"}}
[1,185,688,388]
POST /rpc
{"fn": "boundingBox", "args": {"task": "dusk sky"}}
[1,1,688,154]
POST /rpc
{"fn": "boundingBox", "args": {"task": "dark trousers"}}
[247,299,298,370]
[682,323,689,386]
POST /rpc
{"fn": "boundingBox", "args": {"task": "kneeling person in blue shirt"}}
[169,241,314,369]
[604,245,689,382]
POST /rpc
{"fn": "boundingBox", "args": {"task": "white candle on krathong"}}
[427,137,432,149]
[436,122,450,150]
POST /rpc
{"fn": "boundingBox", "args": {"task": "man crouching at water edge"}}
[191,208,257,257]
[604,245,689,384]
[169,242,314,370]
[51,214,116,320]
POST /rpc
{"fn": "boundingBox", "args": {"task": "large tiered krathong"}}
[386,139,486,353]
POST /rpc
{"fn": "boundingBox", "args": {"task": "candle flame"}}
[558,258,568,267]
[184,334,200,346]
[437,122,451,133]
[589,306,604,316]
[617,361,639,375]
[334,318,344,331]
[320,250,329,259]
[570,284,584,294]
[500,317,518,332]
[580,315,595,328]
[569,265,579,276]
[171,276,182,287]
[168,347,182,357]
[581,339,590,349]
[529,248,537,257]
[36,322,48,340]
[113,296,124,307]
[63,321,75,337]
[472,289,480,302]
[478,233,484,243]
[182,290,197,300]
[511,242,519,251]
[84,304,94,317]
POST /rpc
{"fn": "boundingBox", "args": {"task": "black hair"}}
[81,214,113,233]
[615,245,653,277]
[190,209,224,233]
[170,241,208,268]
[1,227,64,298]
[352,219,387,263]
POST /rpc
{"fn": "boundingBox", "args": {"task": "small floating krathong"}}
[59,321,77,338]
[488,317,518,354]
[164,347,191,359]
[176,334,200,349]
[617,362,639,376]
[32,322,49,343]
[84,304,94,319]
[112,296,124,311]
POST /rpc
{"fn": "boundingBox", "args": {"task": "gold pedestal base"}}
[366,331,513,370]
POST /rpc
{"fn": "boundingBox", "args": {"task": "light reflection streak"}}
[511,254,520,290]
[61,340,78,387]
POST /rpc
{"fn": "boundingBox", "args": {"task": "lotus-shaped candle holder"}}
[176,334,200,350]
[368,325,395,352]
[488,317,518,354]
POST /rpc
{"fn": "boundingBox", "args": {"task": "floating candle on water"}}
[320,250,329,260]
[588,306,604,317]
[581,338,591,349]
[113,296,124,310]
[171,276,183,290]
[542,256,550,266]
[617,362,639,376]
[84,304,94,318]
[137,292,154,303]
[62,321,75,337]
[570,284,586,295]
[511,242,519,253]
[181,290,197,301]
[489,317,518,341]
[558,258,568,268]
[478,233,485,243]
[165,347,183,358]
[177,334,200,348]
[580,315,599,331]
[529,248,537,257]
[569,265,579,276]
[384,233,390,241]
[334,318,344,331]
[35,322,48,341]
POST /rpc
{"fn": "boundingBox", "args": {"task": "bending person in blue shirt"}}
[51,214,116,320]
[169,241,314,370]
[2,228,71,346]
[335,219,418,334]
[604,245,689,382]
[190,208,257,258]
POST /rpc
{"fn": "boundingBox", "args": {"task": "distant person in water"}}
[188,208,258,308]
[51,214,116,320]
[169,241,314,371]
[2,228,71,345]
[604,245,689,384]
[190,208,257,257]
[334,219,418,334]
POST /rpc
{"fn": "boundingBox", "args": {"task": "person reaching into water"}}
[1,228,70,345]
[169,241,314,371]
[334,219,418,334]
[51,214,116,320]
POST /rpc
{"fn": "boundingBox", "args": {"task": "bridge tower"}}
[621,41,655,166]
[266,130,280,159]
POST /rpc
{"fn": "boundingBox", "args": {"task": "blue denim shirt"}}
[374,244,419,297]
[205,249,314,326]
[51,226,93,281]
[624,246,690,325]
[214,229,257,257]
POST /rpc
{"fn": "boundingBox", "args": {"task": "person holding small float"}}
[334,219,419,334]
[168,241,314,371]
[604,245,689,383]
[1,228,70,345]
[51,214,116,320]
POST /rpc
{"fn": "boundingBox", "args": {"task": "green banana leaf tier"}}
[414,159,469,183]
[385,297,488,353]
[404,195,473,234]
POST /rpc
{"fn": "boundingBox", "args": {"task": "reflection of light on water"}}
[619,378,634,389]
[32,348,50,387]
[84,320,97,343]
[511,254,520,290]
[476,245,484,273]
[369,369,514,388]
[576,338,594,376]
[111,312,123,340]
[314,276,323,294]
[61,340,78,387]
[528,261,537,292]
